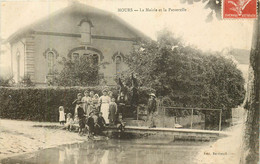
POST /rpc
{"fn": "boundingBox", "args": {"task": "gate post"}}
[191,109,193,129]
[219,109,222,131]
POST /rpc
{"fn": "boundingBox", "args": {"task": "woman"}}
[99,89,111,124]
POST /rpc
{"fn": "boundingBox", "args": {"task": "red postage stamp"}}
[223,0,257,18]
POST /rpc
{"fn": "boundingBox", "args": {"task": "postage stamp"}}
[223,0,257,18]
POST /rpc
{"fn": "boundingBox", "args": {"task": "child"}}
[82,90,90,115]
[92,94,100,111]
[87,110,98,138]
[116,113,125,133]
[77,102,86,136]
[97,112,106,134]
[59,106,66,125]
[72,93,83,121]
[87,91,95,115]
[65,113,74,131]
[108,97,117,125]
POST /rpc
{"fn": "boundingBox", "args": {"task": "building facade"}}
[7,3,147,86]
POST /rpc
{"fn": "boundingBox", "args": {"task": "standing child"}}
[92,94,100,111]
[72,93,83,121]
[59,106,66,125]
[77,101,86,136]
[108,97,117,125]
[87,91,95,115]
[82,90,90,115]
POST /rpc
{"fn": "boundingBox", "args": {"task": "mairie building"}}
[6,3,148,86]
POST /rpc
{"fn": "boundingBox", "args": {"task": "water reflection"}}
[2,139,207,164]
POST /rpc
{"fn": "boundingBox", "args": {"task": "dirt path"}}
[194,124,244,164]
[0,119,86,159]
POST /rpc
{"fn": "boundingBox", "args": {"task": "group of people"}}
[58,89,126,137]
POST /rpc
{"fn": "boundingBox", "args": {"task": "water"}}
[1,138,209,164]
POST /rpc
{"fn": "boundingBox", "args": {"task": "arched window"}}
[116,56,122,64]
[92,54,99,65]
[16,51,21,81]
[72,53,79,62]
[80,22,91,45]
[78,18,93,45]
[47,52,55,74]
[115,55,123,76]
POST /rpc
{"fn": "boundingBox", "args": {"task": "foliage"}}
[0,75,14,87]
[180,0,222,21]
[0,86,153,122]
[19,75,35,87]
[54,56,104,86]
[124,29,245,121]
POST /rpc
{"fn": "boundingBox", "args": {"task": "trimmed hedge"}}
[0,86,154,122]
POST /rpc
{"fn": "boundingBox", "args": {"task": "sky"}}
[0,0,255,76]
[0,0,254,51]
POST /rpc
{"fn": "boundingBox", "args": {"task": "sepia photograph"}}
[0,0,259,163]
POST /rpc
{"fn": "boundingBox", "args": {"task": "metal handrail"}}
[161,106,222,131]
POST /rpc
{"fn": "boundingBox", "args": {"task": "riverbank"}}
[0,118,243,163]
[0,119,86,160]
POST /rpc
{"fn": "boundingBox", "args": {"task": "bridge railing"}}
[162,106,222,131]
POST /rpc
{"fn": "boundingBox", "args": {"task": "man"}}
[147,93,157,128]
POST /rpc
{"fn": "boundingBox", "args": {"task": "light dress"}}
[99,95,111,124]
[59,110,65,122]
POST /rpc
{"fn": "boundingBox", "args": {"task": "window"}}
[80,22,91,44]
[115,56,122,64]
[116,55,123,76]
[83,53,90,60]
[72,53,79,61]
[92,54,99,65]
[47,52,55,74]
[16,51,20,81]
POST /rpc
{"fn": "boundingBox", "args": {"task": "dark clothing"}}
[117,96,126,118]
[79,117,86,129]
[115,119,125,132]
[147,98,156,128]
[72,99,82,105]
[97,116,106,127]
[87,117,95,135]
[117,96,126,114]
[147,98,156,113]
[109,102,117,125]
[77,106,85,119]
[78,106,85,129]
[97,116,106,130]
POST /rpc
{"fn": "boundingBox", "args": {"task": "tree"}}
[54,56,102,86]
[125,29,245,127]
[180,0,259,163]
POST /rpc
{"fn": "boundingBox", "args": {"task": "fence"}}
[162,106,223,131]
[136,104,223,131]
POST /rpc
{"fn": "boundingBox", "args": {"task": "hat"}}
[77,93,83,97]
[149,93,156,98]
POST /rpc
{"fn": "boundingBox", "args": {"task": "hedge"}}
[0,86,155,122]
